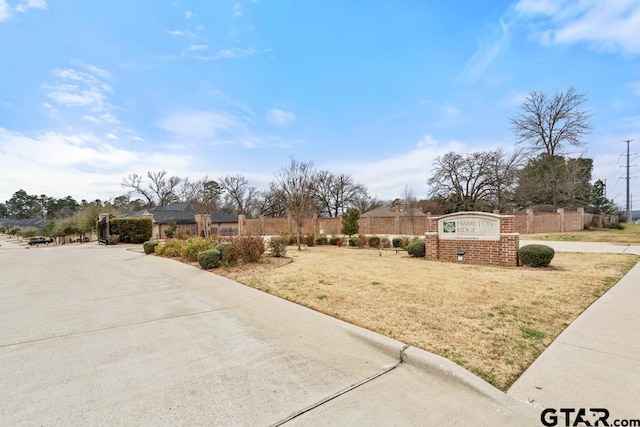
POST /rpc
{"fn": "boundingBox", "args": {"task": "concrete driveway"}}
[0,242,540,426]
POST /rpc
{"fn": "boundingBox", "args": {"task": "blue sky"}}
[1,0,639,208]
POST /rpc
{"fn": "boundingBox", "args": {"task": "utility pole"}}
[624,140,633,222]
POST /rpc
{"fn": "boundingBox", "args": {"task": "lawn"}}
[523,223,640,243]
[229,246,638,391]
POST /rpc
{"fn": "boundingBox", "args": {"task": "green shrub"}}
[109,217,152,243]
[518,244,555,267]
[329,236,341,245]
[216,242,240,266]
[341,208,360,236]
[268,236,288,257]
[155,239,184,257]
[235,236,265,263]
[142,241,159,254]
[19,227,39,238]
[348,238,356,246]
[197,249,221,269]
[181,237,216,262]
[368,236,381,248]
[407,241,425,257]
[164,218,177,238]
[315,235,328,245]
[609,222,624,230]
[392,237,402,248]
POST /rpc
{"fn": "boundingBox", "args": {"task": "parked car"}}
[27,236,53,245]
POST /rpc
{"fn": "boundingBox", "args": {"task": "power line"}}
[624,139,633,221]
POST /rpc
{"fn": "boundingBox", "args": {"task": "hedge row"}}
[108,218,152,244]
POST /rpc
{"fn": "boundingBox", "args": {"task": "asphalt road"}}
[0,242,540,426]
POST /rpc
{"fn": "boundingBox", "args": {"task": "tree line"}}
[1,87,617,231]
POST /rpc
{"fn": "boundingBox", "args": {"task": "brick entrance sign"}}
[424,212,519,266]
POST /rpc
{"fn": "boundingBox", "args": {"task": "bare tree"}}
[485,148,523,212]
[255,183,287,217]
[275,158,316,249]
[313,171,368,217]
[352,193,384,214]
[122,171,182,207]
[559,157,593,208]
[218,174,258,217]
[179,176,222,214]
[148,171,181,206]
[121,173,154,207]
[428,151,496,212]
[511,86,593,206]
[401,185,419,234]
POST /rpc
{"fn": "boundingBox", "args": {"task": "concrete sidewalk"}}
[520,239,640,255]
[510,240,640,420]
[0,243,540,426]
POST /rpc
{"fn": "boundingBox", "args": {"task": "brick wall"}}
[514,208,584,234]
[424,213,519,266]
[238,208,583,238]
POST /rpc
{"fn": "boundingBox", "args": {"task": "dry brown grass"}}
[228,246,638,390]
[523,223,640,243]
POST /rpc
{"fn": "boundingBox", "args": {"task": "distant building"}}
[0,218,45,230]
[119,202,239,239]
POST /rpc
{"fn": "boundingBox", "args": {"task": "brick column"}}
[526,209,533,234]
[425,232,438,260]
[238,215,246,236]
[577,207,584,230]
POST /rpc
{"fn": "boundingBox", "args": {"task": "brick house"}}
[120,202,238,240]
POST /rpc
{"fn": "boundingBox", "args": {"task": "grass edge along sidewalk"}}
[229,246,638,391]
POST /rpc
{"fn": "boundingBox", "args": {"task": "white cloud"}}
[267,108,296,127]
[0,0,10,21]
[416,134,438,147]
[42,64,119,125]
[0,0,46,21]
[233,3,242,16]
[185,10,195,19]
[515,0,640,54]
[156,109,270,149]
[461,19,511,82]
[515,0,559,15]
[15,0,46,13]
[82,64,111,79]
[0,127,194,201]
[155,108,287,149]
[217,47,254,58]
[192,47,257,61]
[166,29,195,38]
[185,44,208,52]
[499,90,529,107]
[336,134,467,199]
[45,85,105,107]
[156,110,243,141]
